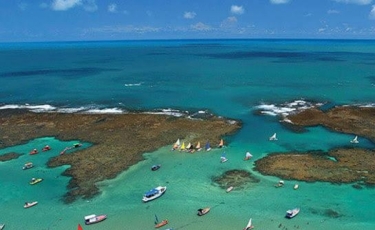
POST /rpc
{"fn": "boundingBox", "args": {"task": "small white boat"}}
[269,133,278,141]
[285,208,300,218]
[197,207,210,216]
[244,152,253,161]
[350,135,359,144]
[84,214,107,225]
[294,184,299,190]
[24,201,38,209]
[226,186,234,193]
[275,180,284,188]
[142,186,167,202]
[243,218,254,230]
[0,223,5,230]
[23,162,33,170]
[220,156,228,163]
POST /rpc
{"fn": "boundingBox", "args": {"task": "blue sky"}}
[1,0,375,42]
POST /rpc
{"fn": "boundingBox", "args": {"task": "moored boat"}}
[243,218,254,230]
[350,135,359,144]
[294,184,299,190]
[244,152,253,161]
[154,214,168,228]
[220,153,228,163]
[29,178,43,185]
[218,139,224,148]
[29,149,38,155]
[285,208,300,218]
[23,162,33,170]
[142,186,167,202]
[269,133,278,141]
[205,141,211,151]
[24,201,38,208]
[226,186,234,193]
[197,207,210,216]
[42,145,51,151]
[84,214,107,225]
[151,164,161,171]
[275,180,284,188]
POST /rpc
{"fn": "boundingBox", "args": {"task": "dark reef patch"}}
[0,152,23,161]
[212,169,260,190]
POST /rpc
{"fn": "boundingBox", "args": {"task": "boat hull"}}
[142,186,167,202]
[85,215,107,225]
[155,220,168,228]
[24,201,38,208]
[197,207,210,216]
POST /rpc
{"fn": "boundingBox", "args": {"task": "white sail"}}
[269,133,278,141]
[245,218,253,229]
[175,139,180,146]
[350,136,359,144]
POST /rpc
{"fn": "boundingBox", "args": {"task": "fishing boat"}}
[29,178,43,185]
[84,214,107,225]
[29,149,38,155]
[205,141,211,151]
[350,135,359,144]
[269,133,278,141]
[220,153,228,163]
[151,164,161,171]
[243,218,254,230]
[24,201,38,208]
[285,208,300,219]
[42,145,51,151]
[218,139,224,148]
[226,186,234,193]
[294,184,299,190]
[142,186,167,202]
[186,142,191,149]
[23,162,33,170]
[275,180,284,188]
[197,207,210,216]
[77,223,83,230]
[180,142,186,151]
[244,152,253,161]
[195,142,202,151]
[172,139,180,150]
[154,214,168,228]
[0,223,4,230]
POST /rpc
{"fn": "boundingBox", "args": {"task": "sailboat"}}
[269,133,278,141]
[218,139,224,148]
[244,218,254,230]
[350,135,359,144]
[196,142,202,151]
[205,141,211,151]
[154,214,168,228]
[77,224,83,230]
[180,142,186,151]
[186,142,192,149]
[220,152,228,163]
[172,139,180,150]
[244,152,253,161]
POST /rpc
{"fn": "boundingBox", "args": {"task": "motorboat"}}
[294,184,299,190]
[275,180,284,188]
[142,186,167,202]
[24,201,38,208]
[30,178,43,185]
[285,208,300,218]
[29,149,38,155]
[23,162,33,170]
[197,207,210,216]
[42,145,51,151]
[226,186,234,193]
[151,164,161,171]
[84,214,107,225]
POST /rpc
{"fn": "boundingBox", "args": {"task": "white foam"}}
[256,99,321,118]
[56,107,86,113]
[0,104,56,112]
[124,82,143,87]
[84,108,124,114]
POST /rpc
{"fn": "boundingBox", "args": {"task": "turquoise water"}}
[1,39,375,229]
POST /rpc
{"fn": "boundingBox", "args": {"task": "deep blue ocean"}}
[1,39,375,229]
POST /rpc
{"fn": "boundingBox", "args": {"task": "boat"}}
[42,145,51,151]
[29,178,43,185]
[77,224,83,230]
[220,153,228,163]
[294,184,299,190]
[180,142,186,151]
[350,135,359,144]
[269,133,278,141]
[218,139,224,148]
[172,139,180,150]
[84,214,107,225]
[151,164,161,171]
[197,207,210,216]
[186,142,191,149]
[22,162,33,170]
[154,214,168,228]
[24,201,38,208]
[195,142,202,151]
[244,152,253,161]
[205,141,211,151]
[243,218,254,230]
[29,149,38,155]
[73,143,82,148]
[226,186,234,193]
[275,180,284,188]
[285,208,300,219]
[142,186,167,202]
[0,224,4,230]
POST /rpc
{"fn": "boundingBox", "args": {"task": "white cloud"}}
[221,16,238,28]
[108,3,117,13]
[51,0,97,12]
[270,0,291,4]
[51,0,82,11]
[190,22,212,31]
[333,0,372,5]
[370,5,375,19]
[328,9,340,14]
[231,5,244,15]
[184,11,196,19]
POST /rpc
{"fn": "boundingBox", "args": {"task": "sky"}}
[0,0,375,42]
